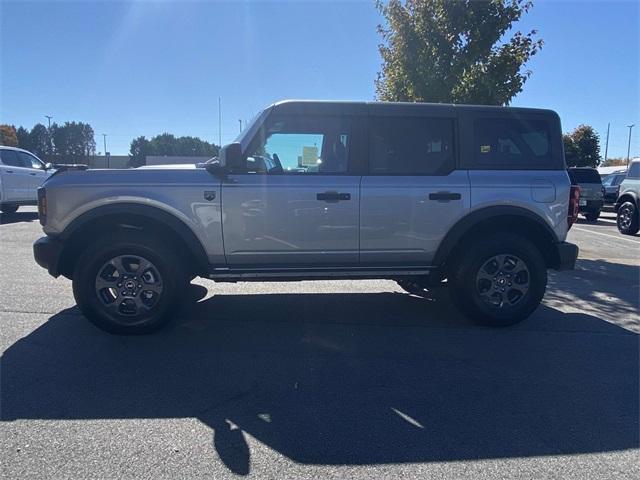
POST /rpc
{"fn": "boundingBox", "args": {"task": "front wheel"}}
[72,232,188,334]
[449,234,547,327]
[617,202,639,235]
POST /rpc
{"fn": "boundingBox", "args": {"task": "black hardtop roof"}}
[269,99,558,117]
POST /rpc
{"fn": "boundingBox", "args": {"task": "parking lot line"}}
[573,227,640,244]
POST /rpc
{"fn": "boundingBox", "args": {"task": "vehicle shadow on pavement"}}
[2,283,638,474]
[0,211,39,225]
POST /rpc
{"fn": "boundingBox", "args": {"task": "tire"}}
[584,209,600,222]
[617,201,640,235]
[72,231,189,334]
[449,233,547,327]
[0,204,19,214]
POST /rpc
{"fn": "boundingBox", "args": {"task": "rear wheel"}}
[617,202,639,235]
[449,234,547,326]
[0,204,19,214]
[72,231,188,334]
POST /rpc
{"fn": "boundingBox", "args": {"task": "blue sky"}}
[1,0,638,157]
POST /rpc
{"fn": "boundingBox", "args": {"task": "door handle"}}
[428,192,461,202]
[29,172,37,176]
[316,191,351,202]
[5,170,14,174]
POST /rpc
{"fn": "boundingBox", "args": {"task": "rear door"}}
[360,108,470,265]
[221,113,362,266]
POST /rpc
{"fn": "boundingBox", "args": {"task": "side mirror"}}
[44,163,53,170]
[219,142,243,172]
[204,161,226,178]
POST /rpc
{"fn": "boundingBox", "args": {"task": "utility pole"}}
[604,122,610,164]
[44,115,53,129]
[238,119,242,132]
[626,124,635,166]
[218,97,222,147]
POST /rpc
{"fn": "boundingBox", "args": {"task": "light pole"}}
[44,115,53,129]
[102,134,109,168]
[626,124,635,166]
[238,119,242,132]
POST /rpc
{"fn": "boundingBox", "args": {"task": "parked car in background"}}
[567,167,604,221]
[0,146,52,214]
[615,159,640,235]
[601,170,627,206]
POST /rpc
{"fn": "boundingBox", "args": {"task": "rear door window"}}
[473,118,553,168]
[368,116,455,175]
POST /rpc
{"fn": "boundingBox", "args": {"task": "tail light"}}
[567,185,580,230]
[37,187,47,225]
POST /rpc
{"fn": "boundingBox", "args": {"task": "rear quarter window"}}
[627,162,640,179]
[471,117,556,169]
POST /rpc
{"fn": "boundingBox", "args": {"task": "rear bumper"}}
[578,199,603,212]
[552,241,579,271]
[33,236,64,277]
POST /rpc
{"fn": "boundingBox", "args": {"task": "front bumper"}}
[553,241,579,271]
[33,236,64,277]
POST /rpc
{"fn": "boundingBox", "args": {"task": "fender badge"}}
[204,191,216,201]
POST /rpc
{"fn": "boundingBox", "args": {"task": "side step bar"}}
[207,266,438,282]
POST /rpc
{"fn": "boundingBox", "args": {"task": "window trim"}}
[364,115,458,176]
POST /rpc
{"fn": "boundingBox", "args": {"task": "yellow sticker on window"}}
[480,145,491,153]
[302,146,319,166]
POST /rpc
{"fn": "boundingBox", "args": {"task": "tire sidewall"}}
[617,202,639,235]
[452,235,547,326]
[73,234,185,334]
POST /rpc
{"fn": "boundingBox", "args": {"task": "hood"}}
[137,164,199,170]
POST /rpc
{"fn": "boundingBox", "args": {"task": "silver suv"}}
[615,159,640,235]
[33,100,579,334]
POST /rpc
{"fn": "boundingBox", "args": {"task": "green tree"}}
[564,125,601,167]
[130,133,219,166]
[129,136,151,167]
[28,124,51,156]
[375,0,543,104]
[16,126,31,151]
[51,121,96,157]
[0,124,18,146]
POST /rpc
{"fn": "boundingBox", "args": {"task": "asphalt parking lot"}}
[1,207,638,479]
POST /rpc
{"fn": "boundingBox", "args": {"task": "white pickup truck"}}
[33,100,579,334]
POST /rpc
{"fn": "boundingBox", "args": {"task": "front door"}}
[221,114,360,266]
[360,114,470,265]
[17,151,48,201]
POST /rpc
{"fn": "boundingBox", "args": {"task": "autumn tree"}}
[0,124,18,146]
